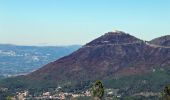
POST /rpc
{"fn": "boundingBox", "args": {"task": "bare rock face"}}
[25,31,170,85]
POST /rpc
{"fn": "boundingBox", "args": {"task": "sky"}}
[0,0,170,46]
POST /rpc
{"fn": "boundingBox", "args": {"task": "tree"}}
[162,85,170,100]
[6,96,12,100]
[91,80,104,100]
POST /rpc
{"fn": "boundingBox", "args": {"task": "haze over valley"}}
[0,44,80,78]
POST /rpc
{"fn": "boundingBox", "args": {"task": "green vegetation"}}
[6,96,13,100]
[0,90,14,100]
[0,67,170,99]
[162,85,170,100]
[103,68,170,96]
[91,80,104,99]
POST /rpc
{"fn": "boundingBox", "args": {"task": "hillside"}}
[149,35,170,46]
[26,31,169,84]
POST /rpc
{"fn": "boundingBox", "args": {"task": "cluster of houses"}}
[14,89,91,100]
[11,87,122,100]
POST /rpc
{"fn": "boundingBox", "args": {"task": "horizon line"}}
[0,43,82,47]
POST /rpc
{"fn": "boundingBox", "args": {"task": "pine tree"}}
[162,85,170,100]
[91,80,104,100]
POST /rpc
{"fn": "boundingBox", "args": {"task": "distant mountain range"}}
[0,44,81,78]
[1,31,170,98]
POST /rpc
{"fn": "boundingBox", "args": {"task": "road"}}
[82,41,170,49]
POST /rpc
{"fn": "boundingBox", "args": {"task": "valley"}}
[0,44,81,78]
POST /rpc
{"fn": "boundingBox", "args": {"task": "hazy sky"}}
[0,0,170,45]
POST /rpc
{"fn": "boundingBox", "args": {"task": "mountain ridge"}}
[149,35,170,47]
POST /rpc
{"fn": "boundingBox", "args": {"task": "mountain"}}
[149,35,170,46]
[1,31,170,98]
[26,31,169,83]
[0,44,81,78]
[27,31,144,81]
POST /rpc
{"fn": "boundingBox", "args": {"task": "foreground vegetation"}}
[0,67,170,99]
